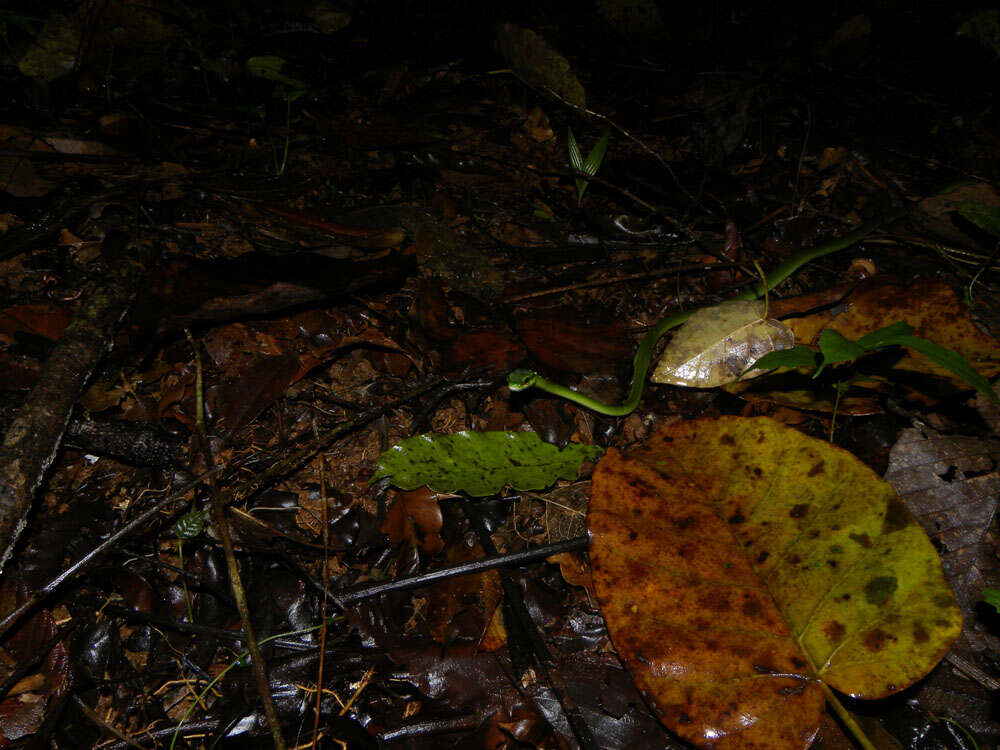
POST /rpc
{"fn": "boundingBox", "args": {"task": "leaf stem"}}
[820,682,877,750]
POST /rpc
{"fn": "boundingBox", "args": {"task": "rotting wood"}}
[0,236,153,574]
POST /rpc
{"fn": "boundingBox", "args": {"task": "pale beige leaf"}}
[652,300,795,387]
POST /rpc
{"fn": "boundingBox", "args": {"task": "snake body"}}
[507,212,902,415]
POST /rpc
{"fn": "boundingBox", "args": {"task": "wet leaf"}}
[371,431,602,497]
[516,309,631,375]
[443,328,525,375]
[424,536,501,645]
[382,487,445,554]
[652,300,795,387]
[589,417,963,748]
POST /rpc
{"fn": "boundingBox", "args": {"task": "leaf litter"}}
[0,4,998,749]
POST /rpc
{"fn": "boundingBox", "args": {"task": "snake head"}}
[507,369,539,391]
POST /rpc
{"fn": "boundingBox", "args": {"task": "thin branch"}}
[0,472,216,641]
[186,330,287,750]
[0,379,441,641]
[333,535,588,606]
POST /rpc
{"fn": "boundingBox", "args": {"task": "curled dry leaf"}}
[382,487,445,554]
[652,300,795,388]
[589,416,962,749]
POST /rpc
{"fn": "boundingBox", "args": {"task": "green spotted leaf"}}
[173,509,209,540]
[371,431,602,497]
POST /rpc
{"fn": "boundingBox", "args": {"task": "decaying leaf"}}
[371,431,602,497]
[787,278,1000,388]
[382,487,445,554]
[652,300,795,387]
[494,24,587,108]
[589,417,962,748]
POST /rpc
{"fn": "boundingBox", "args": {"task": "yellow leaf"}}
[589,417,962,748]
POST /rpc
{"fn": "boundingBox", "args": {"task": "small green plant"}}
[749,321,999,403]
[172,508,210,624]
[170,619,337,749]
[566,127,610,207]
[245,56,310,176]
[984,588,1000,614]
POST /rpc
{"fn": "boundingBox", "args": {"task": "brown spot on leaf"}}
[823,620,847,643]
[933,594,956,608]
[849,532,872,548]
[864,576,898,606]
[913,624,929,643]
[807,461,825,477]
[700,593,732,613]
[720,434,735,445]
[882,497,911,534]
[728,512,745,524]
[756,551,769,564]
[863,628,893,652]
[790,503,810,518]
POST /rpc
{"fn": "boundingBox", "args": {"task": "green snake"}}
[507,211,903,415]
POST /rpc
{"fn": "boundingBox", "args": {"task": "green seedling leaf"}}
[173,509,209,540]
[815,329,866,377]
[371,431,602,497]
[855,321,915,350]
[567,128,610,206]
[582,130,611,177]
[567,128,589,206]
[751,317,998,404]
[874,333,1000,402]
[984,588,1000,614]
[246,55,309,91]
[748,345,820,372]
[566,127,584,173]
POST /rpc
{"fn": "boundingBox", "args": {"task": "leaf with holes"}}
[589,416,962,749]
[652,300,795,388]
[371,431,602,497]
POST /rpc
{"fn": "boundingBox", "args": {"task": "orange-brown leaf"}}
[590,447,824,749]
[381,487,445,554]
[589,416,962,748]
